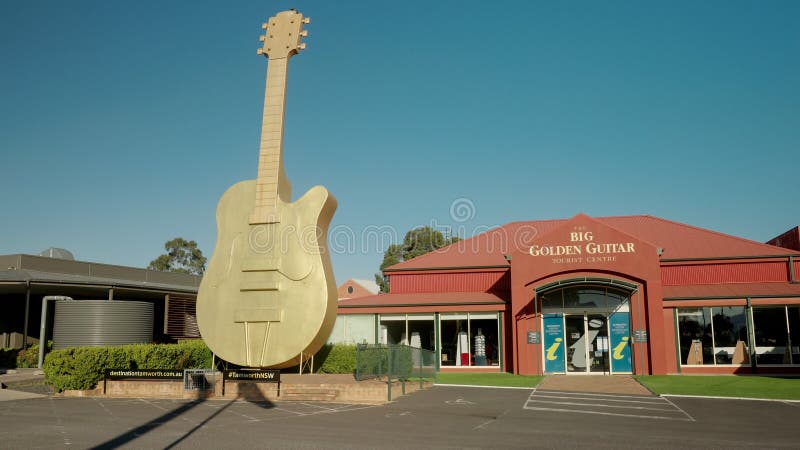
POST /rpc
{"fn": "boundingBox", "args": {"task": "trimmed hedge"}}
[314,344,357,374]
[43,340,212,392]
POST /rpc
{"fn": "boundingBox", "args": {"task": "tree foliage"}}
[148,238,207,275]
[375,226,460,293]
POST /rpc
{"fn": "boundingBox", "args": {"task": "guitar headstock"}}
[257,10,310,59]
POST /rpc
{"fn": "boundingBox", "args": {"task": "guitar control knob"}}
[257,48,264,55]
[297,43,307,50]
[303,17,311,24]
[261,22,268,30]
[259,35,266,42]
[300,30,308,37]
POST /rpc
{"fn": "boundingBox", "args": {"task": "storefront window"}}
[678,305,800,367]
[677,308,714,365]
[711,307,748,364]
[543,286,629,314]
[469,313,498,366]
[328,314,375,344]
[379,315,407,345]
[753,307,791,365]
[788,307,800,364]
[407,314,435,351]
[439,312,499,367]
[540,290,563,312]
[564,288,606,310]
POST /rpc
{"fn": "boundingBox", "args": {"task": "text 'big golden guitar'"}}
[197,10,337,368]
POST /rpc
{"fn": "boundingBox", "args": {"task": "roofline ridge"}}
[385,223,511,270]
[644,215,796,253]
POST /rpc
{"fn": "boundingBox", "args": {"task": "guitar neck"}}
[250,56,292,225]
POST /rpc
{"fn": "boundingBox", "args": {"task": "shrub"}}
[0,342,48,369]
[17,342,46,368]
[43,340,213,392]
[315,344,357,374]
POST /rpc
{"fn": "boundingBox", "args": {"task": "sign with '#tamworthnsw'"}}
[223,369,280,383]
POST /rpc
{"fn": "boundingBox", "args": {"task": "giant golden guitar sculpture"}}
[197,10,337,368]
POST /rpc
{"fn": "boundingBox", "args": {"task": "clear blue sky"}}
[1,1,798,283]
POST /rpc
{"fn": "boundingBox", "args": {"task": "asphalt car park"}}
[0,386,798,449]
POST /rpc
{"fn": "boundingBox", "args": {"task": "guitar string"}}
[244,321,250,367]
[259,322,272,367]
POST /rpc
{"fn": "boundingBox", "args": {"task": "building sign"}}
[104,369,183,380]
[221,369,281,397]
[543,314,565,373]
[223,369,280,382]
[528,229,636,264]
[527,331,540,344]
[633,330,648,343]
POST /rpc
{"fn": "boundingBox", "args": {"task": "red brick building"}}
[338,214,800,375]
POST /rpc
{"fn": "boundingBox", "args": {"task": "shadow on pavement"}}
[89,385,275,449]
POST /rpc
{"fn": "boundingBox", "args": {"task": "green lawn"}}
[636,375,800,400]
[435,372,542,388]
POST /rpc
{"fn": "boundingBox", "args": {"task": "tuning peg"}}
[303,17,311,24]
[300,30,308,37]
[257,48,264,55]
[261,22,268,30]
[259,35,266,42]
[298,43,307,50]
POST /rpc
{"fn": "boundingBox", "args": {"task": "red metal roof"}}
[386,215,797,271]
[767,226,800,251]
[337,291,506,308]
[663,282,800,299]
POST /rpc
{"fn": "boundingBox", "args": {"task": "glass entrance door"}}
[587,314,609,373]
[564,314,610,374]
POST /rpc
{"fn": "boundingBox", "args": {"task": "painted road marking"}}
[446,398,476,405]
[523,389,694,422]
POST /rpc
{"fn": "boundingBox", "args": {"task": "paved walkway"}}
[0,368,50,401]
[537,375,652,395]
[0,368,45,384]
[0,388,45,401]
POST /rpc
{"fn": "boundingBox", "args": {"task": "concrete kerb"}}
[434,383,537,390]
[661,393,800,403]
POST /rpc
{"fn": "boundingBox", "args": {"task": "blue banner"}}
[608,312,631,373]
[543,314,565,373]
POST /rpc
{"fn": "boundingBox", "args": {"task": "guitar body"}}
[196,180,337,368]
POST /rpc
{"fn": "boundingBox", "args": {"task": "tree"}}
[148,238,207,275]
[374,226,460,293]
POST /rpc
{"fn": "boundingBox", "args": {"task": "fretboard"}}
[249,56,291,225]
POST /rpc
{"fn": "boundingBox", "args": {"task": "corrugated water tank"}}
[52,300,153,349]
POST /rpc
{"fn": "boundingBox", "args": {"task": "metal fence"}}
[183,369,215,391]
[355,344,437,399]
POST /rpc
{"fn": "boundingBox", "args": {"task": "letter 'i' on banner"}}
[543,313,565,373]
[609,312,632,372]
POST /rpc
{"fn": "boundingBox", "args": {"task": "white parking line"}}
[529,399,678,412]
[523,389,694,421]
[661,396,696,422]
[522,405,693,421]
[534,390,662,400]
[533,394,666,405]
